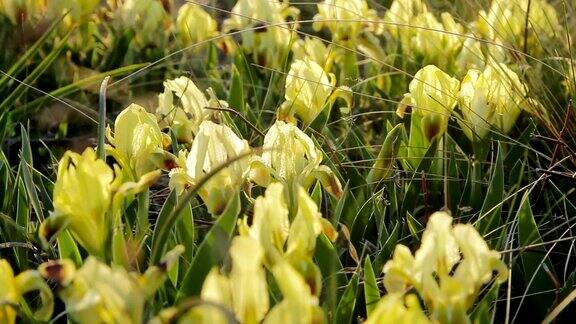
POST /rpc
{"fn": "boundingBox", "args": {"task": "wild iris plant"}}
[1,0,572,323]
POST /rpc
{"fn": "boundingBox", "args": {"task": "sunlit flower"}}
[263,261,325,324]
[250,121,342,198]
[107,103,166,179]
[382,211,508,323]
[458,63,528,140]
[239,182,289,265]
[411,12,464,68]
[364,293,430,324]
[157,76,225,143]
[222,0,299,68]
[40,148,114,256]
[0,259,53,324]
[454,36,509,73]
[279,58,352,125]
[39,246,183,324]
[292,37,334,71]
[383,0,427,52]
[397,65,460,141]
[313,0,382,43]
[476,0,560,53]
[116,0,170,46]
[176,237,269,324]
[176,3,218,47]
[239,182,336,269]
[168,121,250,215]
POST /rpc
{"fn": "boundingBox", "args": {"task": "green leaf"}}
[0,13,64,91]
[0,30,72,114]
[19,126,44,222]
[228,65,245,114]
[57,230,82,266]
[363,256,380,316]
[471,282,500,324]
[177,193,241,299]
[477,142,504,237]
[97,76,110,161]
[150,190,178,264]
[517,192,555,315]
[315,233,346,317]
[401,138,438,217]
[311,180,323,207]
[334,273,359,324]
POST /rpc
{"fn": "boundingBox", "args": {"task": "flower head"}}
[176,3,218,47]
[40,148,114,256]
[458,63,528,139]
[107,103,165,179]
[250,121,342,197]
[397,65,460,141]
[477,0,560,53]
[222,0,299,68]
[157,76,225,143]
[313,0,382,43]
[382,211,508,323]
[0,259,53,324]
[169,121,250,215]
[39,246,183,324]
[280,58,351,125]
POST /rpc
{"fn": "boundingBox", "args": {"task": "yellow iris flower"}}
[157,76,225,143]
[458,63,528,140]
[38,246,182,324]
[382,211,508,323]
[280,58,352,125]
[0,259,53,324]
[176,3,218,47]
[222,0,299,69]
[313,0,382,43]
[107,103,166,179]
[168,121,250,215]
[249,120,342,198]
[40,148,115,257]
[397,65,460,141]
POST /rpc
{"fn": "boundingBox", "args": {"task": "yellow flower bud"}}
[39,246,183,324]
[222,0,299,68]
[176,3,218,47]
[40,148,114,256]
[280,58,351,125]
[365,293,430,324]
[382,211,508,323]
[397,65,460,141]
[313,0,382,43]
[0,259,53,324]
[458,63,527,140]
[107,103,164,179]
[157,76,223,143]
[169,121,250,215]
